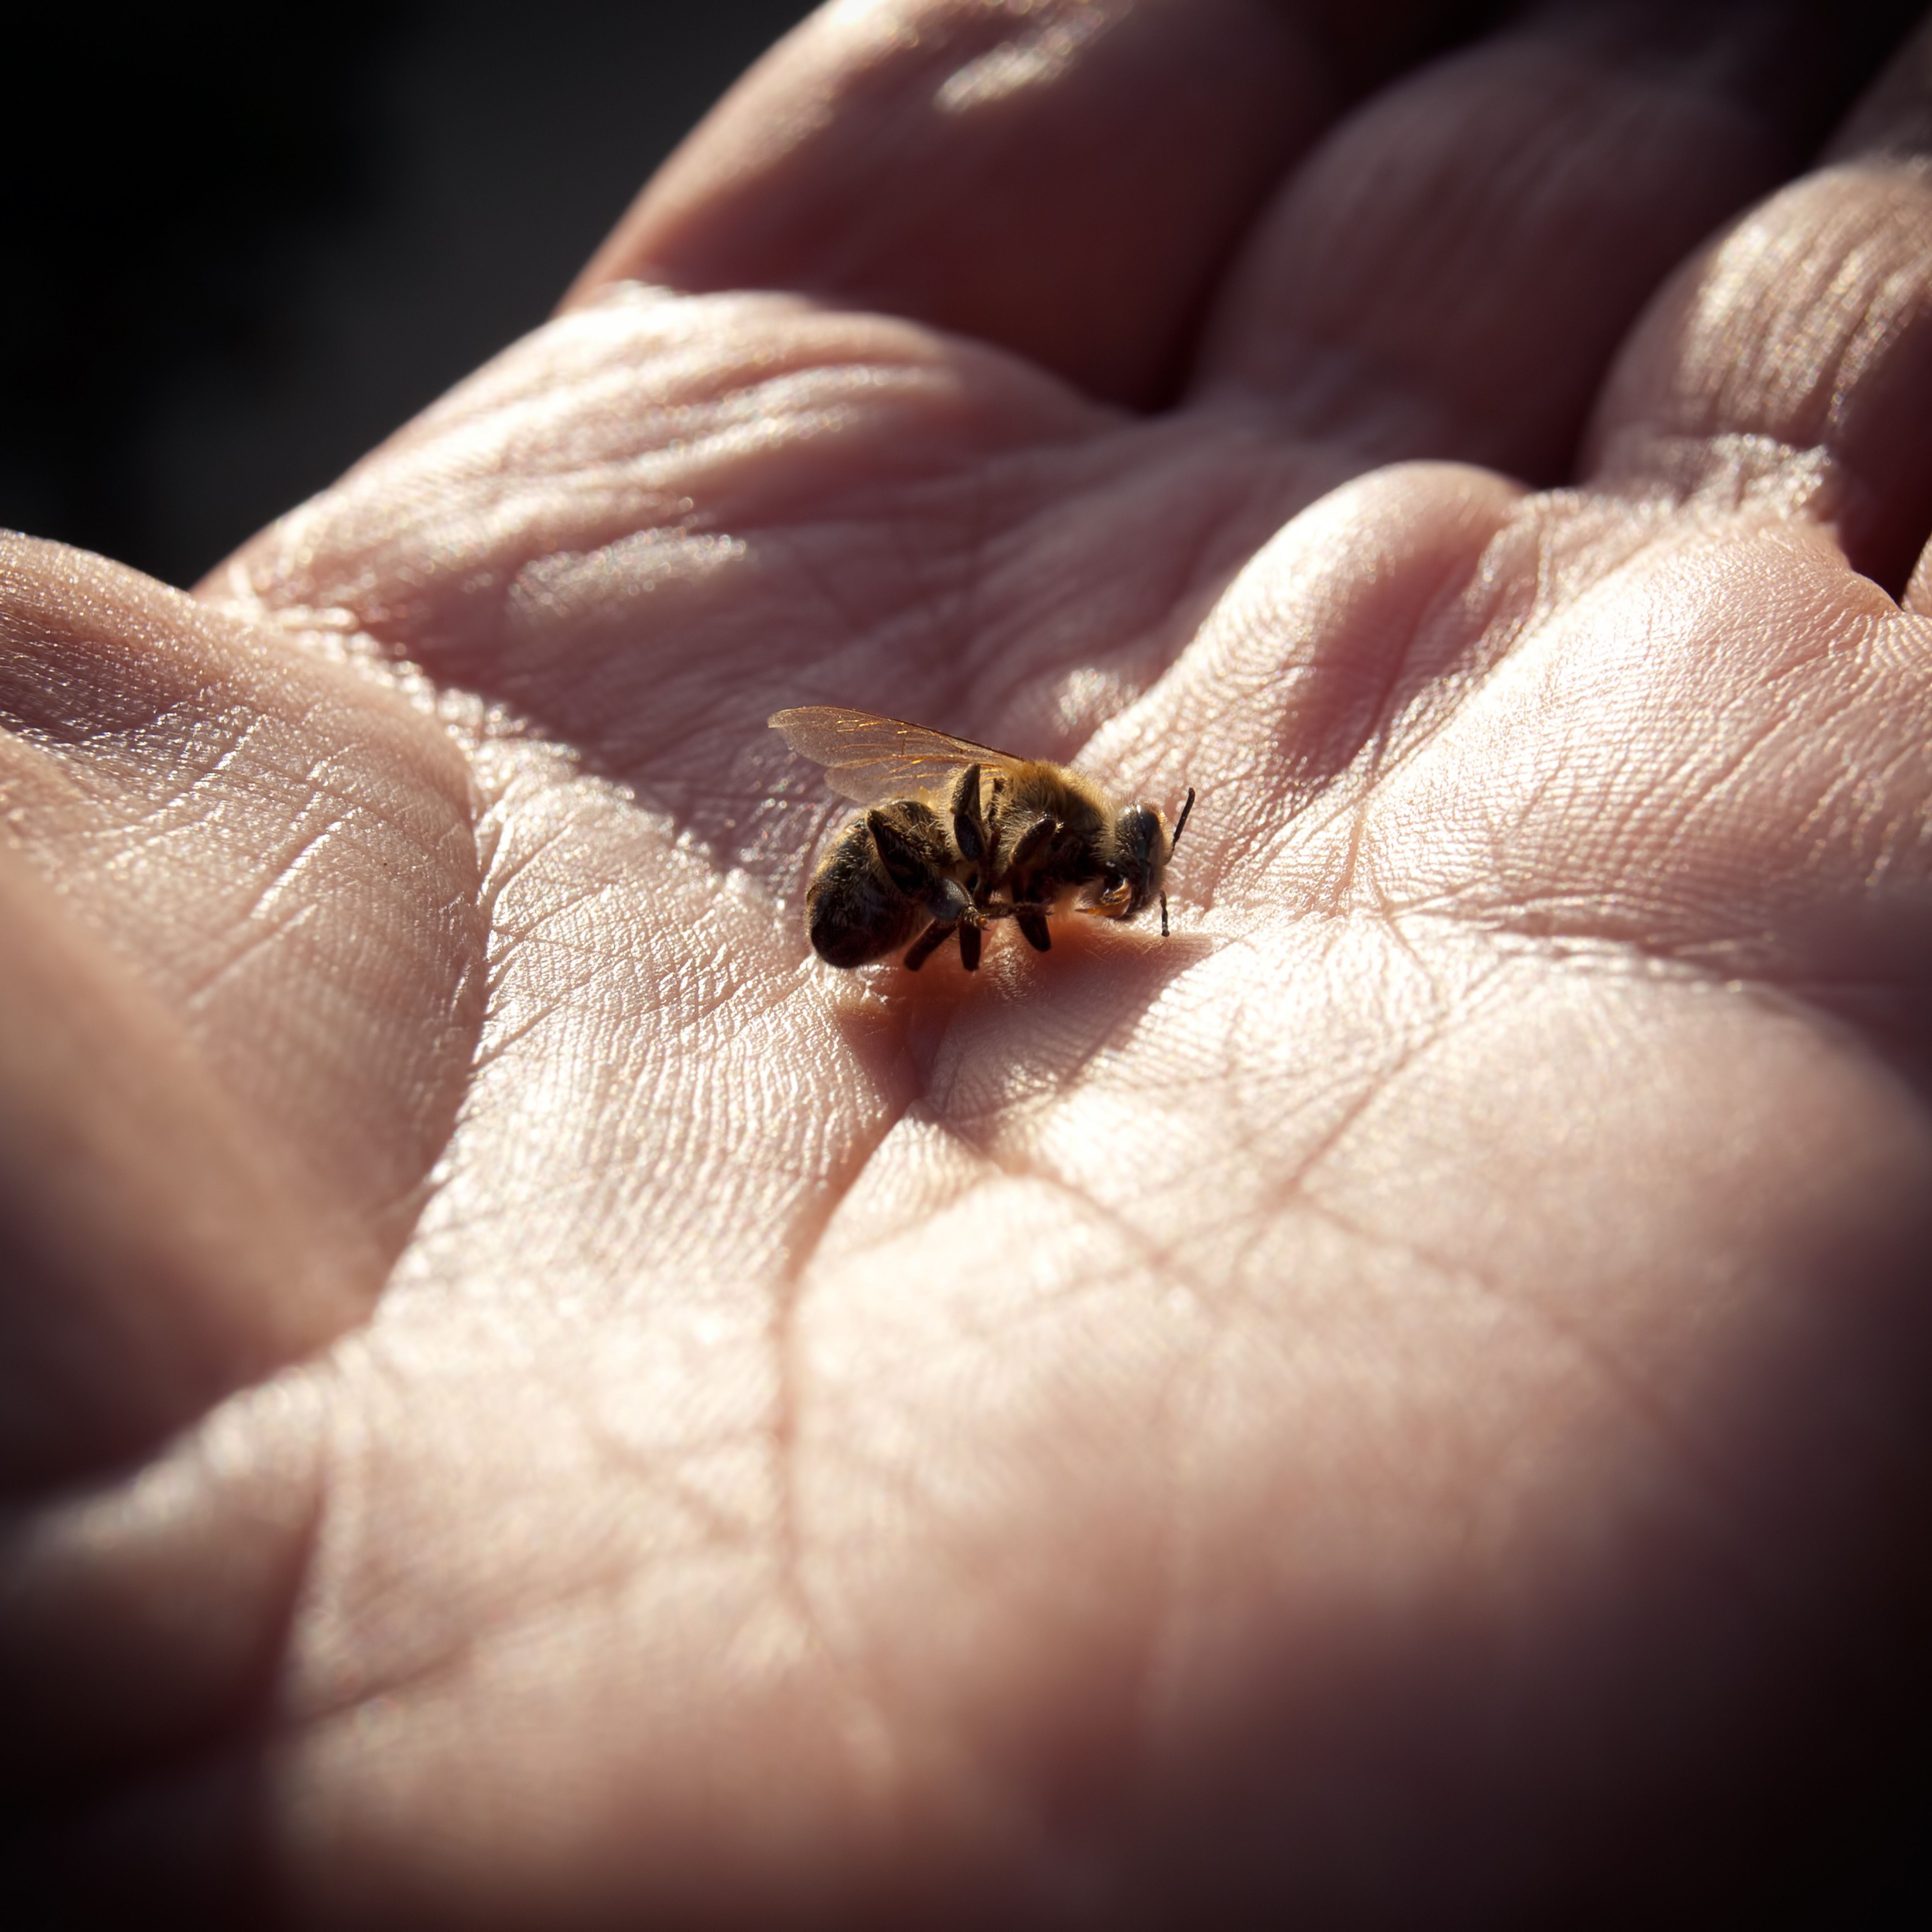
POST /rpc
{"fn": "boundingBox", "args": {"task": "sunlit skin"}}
[8,1,1932,1922]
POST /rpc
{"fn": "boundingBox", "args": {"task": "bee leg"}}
[1005,814,1058,872]
[949,764,987,877]
[957,915,983,973]
[1016,910,1051,953]
[867,808,937,898]
[903,921,954,972]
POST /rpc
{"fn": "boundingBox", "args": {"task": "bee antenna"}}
[1160,891,1169,939]
[1169,787,1196,855]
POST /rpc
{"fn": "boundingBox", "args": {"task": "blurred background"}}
[1,0,815,588]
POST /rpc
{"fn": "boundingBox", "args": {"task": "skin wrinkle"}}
[194,866,468,1031]
[908,926,1440,1354]
[756,480,1013,719]
[439,777,877,1337]
[1193,17,1801,469]
[0,669,185,752]
[1306,544,1513,910]
[998,420,1317,680]
[1127,1237,1361,1882]
[0,711,236,825]
[483,878,631,988]
[1817,180,1932,406]
[1015,456,1230,717]
[1318,536,1874,950]
[38,713,461,905]
[178,904,325,1017]
[1862,743,1932,884]
[926,463,1000,689]
[1000,954,1590,1853]
[892,1214,1183,1881]
[291,1342,536,1701]
[752,527,884,663]
[287,1354,778,1737]
[111,705,253,802]
[830,1181,1173,1627]
[765,1276,906,1864]
[286,1514,721,1741]
[1389,900,1885,1021]
[1200,505,1542,877]
[845,459,1003,673]
[1468,685,1926,964]
[1679,713,1841,865]
[473,811,581,932]
[283,1283,815,1882]
[1191,1206,1497,1553]
[201,803,362,941]
[1601,701,1770,870]
[0,668,484,1287]
[1240,927,1498,1225]
[230,312,1320,824]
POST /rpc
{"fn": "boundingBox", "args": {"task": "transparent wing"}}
[767,706,1024,804]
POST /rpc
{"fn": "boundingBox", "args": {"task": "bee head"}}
[1087,791,1194,934]
[1084,804,1165,921]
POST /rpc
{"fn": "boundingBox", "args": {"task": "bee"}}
[769,706,1194,972]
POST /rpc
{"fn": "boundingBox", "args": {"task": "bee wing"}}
[768,706,1024,804]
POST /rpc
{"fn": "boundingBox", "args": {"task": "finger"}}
[0,838,353,1490]
[564,0,1468,407]
[0,539,486,1485]
[1587,12,1932,595]
[1194,0,1920,484]
[1830,12,1932,610]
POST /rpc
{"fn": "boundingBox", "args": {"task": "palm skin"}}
[8,0,1932,1923]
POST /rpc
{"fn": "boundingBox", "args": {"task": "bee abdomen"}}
[805,810,934,968]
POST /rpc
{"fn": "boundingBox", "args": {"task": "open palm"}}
[10,2,1932,1922]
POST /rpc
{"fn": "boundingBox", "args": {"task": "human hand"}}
[8,2,1932,1922]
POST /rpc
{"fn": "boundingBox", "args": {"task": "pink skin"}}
[7,2,1932,1922]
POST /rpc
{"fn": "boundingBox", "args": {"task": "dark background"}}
[2,1,814,589]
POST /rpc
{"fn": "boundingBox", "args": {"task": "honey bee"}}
[769,707,1194,972]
